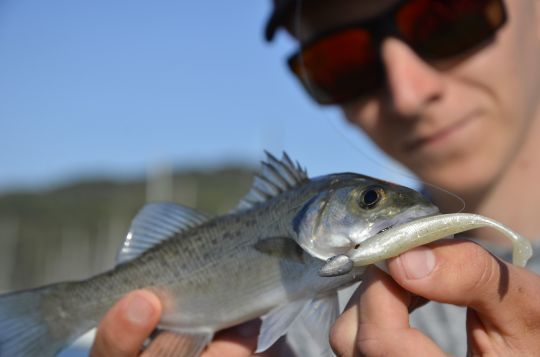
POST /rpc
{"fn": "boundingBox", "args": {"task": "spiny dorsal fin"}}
[116,202,210,265]
[235,152,309,211]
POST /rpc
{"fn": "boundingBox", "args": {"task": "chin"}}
[408,154,501,199]
[423,172,490,197]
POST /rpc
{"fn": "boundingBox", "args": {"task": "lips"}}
[403,111,480,152]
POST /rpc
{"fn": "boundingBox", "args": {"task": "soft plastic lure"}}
[320,213,534,277]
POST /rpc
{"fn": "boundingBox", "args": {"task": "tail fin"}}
[0,283,93,357]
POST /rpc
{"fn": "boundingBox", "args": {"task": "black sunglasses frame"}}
[287,0,507,104]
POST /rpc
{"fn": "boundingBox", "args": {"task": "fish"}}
[320,213,533,277]
[0,152,439,357]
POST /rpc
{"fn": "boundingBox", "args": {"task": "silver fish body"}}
[0,153,438,356]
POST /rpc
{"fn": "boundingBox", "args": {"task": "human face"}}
[290,0,540,195]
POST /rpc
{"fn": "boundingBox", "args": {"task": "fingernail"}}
[125,293,155,326]
[399,246,436,279]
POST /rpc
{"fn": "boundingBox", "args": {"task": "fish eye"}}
[359,186,384,209]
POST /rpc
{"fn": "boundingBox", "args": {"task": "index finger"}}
[358,267,446,356]
[330,267,444,356]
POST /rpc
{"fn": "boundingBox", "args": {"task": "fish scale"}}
[0,152,439,356]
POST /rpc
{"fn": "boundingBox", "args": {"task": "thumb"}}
[91,290,162,357]
[386,239,538,329]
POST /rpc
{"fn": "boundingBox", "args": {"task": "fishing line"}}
[291,0,465,213]
[321,110,466,213]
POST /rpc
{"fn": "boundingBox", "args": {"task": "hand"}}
[330,239,540,356]
[90,289,285,356]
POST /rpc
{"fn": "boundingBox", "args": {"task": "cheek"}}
[341,99,398,152]
[482,1,540,124]
[341,98,377,129]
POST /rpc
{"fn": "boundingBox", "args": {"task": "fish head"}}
[293,174,439,260]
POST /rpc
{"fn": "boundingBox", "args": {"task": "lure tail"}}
[0,282,97,357]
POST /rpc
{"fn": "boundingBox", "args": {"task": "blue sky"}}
[0,0,419,193]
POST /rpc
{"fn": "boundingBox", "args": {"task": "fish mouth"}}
[376,225,393,235]
[320,206,440,276]
[361,205,439,245]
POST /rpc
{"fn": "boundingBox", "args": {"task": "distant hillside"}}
[0,166,254,292]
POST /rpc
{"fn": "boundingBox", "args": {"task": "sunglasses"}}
[287,0,507,105]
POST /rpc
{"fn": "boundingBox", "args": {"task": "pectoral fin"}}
[256,294,340,355]
[256,299,307,353]
[254,237,304,263]
[286,293,339,357]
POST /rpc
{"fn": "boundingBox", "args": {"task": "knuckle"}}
[96,331,131,356]
[356,324,386,357]
[510,275,540,332]
[92,313,135,356]
[462,243,498,298]
[91,336,120,357]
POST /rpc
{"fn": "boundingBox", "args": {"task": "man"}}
[92,0,540,355]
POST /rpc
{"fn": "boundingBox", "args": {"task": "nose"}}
[381,38,445,117]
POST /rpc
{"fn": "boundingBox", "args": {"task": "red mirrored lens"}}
[397,0,505,57]
[288,0,505,105]
[289,29,381,104]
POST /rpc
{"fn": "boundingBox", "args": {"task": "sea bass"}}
[0,152,438,356]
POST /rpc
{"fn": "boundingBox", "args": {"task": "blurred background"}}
[0,0,416,354]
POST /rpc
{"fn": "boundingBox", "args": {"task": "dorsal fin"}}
[116,202,210,264]
[235,151,309,211]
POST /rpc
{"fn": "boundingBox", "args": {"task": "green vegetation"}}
[0,166,254,292]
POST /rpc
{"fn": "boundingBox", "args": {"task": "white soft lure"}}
[320,213,534,276]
